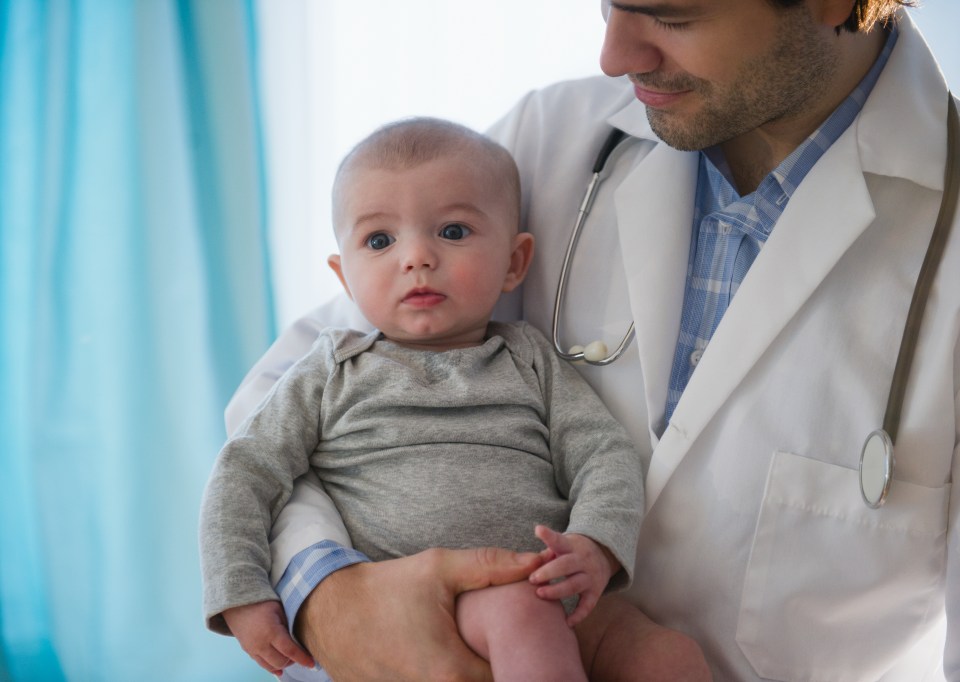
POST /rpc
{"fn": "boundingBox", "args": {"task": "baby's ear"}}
[327,254,353,299]
[502,232,535,293]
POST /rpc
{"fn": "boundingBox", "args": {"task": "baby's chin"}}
[383,325,488,352]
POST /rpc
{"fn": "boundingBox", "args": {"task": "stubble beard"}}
[643,9,839,152]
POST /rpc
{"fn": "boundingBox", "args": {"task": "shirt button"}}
[719,221,732,235]
[689,349,703,367]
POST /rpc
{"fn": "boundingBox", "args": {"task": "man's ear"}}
[327,254,353,299]
[502,232,535,293]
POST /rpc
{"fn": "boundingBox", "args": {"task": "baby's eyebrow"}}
[437,202,489,219]
[352,211,397,230]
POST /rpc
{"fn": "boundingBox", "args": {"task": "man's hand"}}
[294,547,542,681]
[222,600,315,676]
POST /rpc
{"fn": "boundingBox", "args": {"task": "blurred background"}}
[0,1,956,680]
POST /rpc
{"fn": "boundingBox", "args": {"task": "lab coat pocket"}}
[736,451,948,682]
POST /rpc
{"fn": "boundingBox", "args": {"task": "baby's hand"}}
[222,600,315,676]
[528,525,620,627]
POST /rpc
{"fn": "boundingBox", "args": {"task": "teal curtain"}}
[0,1,276,680]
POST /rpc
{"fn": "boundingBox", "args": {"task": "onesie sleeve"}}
[199,332,339,634]
[519,323,644,590]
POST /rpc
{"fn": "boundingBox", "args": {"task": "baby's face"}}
[329,155,530,350]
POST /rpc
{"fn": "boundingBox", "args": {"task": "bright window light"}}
[256,1,959,329]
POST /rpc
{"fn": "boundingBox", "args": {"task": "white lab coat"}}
[227,11,958,681]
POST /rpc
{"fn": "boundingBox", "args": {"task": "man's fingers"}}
[434,546,542,593]
[296,559,495,681]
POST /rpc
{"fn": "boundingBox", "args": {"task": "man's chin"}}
[646,114,704,151]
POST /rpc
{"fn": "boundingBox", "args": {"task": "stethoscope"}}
[552,128,633,366]
[552,94,959,509]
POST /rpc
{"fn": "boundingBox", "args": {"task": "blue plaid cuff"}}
[276,540,371,634]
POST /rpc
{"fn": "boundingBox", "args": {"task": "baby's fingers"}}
[251,653,284,677]
[244,626,314,673]
[254,637,314,676]
[535,571,591,601]
[530,552,582,585]
[538,546,557,564]
[274,631,315,668]
[566,588,601,627]
[535,525,573,554]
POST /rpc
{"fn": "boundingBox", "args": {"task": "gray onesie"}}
[200,321,644,631]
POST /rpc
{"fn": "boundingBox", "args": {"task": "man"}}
[228,1,958,679]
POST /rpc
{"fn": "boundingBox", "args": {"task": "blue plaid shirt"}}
[664,27,897,424]
[276,540,369,634]
[277,26,899,646]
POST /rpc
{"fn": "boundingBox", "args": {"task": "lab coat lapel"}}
[645,128,876,510]
[613,138,698,443]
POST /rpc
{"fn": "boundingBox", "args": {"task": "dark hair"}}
[769,0,916,33]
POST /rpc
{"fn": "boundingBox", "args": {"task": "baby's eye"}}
[365,232,395,250]
[439,223,471,240]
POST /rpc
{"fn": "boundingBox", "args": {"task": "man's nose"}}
[599,10,663,77]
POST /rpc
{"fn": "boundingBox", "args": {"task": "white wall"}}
[256,1,960,329]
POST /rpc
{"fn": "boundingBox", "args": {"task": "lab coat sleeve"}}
[201,337,336,633]
[224,294,373,585]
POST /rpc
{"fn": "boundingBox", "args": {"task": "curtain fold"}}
[0,1,275,679]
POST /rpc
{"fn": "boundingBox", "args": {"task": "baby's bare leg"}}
[456,581,588,682]
[575,597,711,682]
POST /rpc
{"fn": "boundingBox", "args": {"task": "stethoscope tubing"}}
[881,95,959,445]
[552,129,635,365]
[860,93,959,508]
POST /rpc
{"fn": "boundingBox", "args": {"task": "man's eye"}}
[439,223,471,240]
[365,233,394,250]
[652,17,690,31]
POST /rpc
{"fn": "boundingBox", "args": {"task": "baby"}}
[199,117,706,681]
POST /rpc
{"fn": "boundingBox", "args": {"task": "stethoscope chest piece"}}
[855,95,957,510]
[859,429,894,509]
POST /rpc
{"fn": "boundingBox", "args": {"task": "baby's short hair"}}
[332,117,521,230]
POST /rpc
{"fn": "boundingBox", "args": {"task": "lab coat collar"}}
[605,73,693,450]
[644,127,877,508]
[614,138,697,448]
[856,11,950,192]
[605,8,951,510]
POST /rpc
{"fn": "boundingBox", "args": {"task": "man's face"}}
[599,0,838,151]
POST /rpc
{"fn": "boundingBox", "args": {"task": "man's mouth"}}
[629,74,697,109]
[631,83,691,108]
